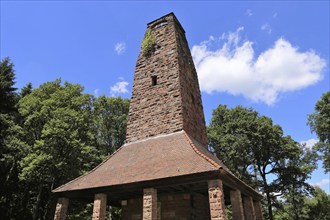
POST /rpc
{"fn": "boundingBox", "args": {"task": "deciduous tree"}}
[93,95,129,157]
[208,105,317,220]
[18,79,98,219]
[308,91,330,173]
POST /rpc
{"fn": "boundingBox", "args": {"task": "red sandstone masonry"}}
[253,201,264,220]
[53,197,69,220]
[208,180,227,220]
[52,12,264,220]
[126,13,208,147]
[122,192,210,220]
[122,198,143,220]
[175,18,208,147]
[243,196,256,220]
[92,193,107,220]
[230,190,245,220]
[143,188,157,220]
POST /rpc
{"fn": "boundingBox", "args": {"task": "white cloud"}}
[114,42,126,55]
[261,23,272,35]
[273,12,278,18]
[191,27,325,105]
[246,9,253,16]
[110,80,129,96]
[300,138,318,149]
[311,179,330,187]
[94,89,100,97]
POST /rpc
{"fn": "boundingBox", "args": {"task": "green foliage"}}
[20,82,33,98]
[94,95,130,157]
[0,113,28,218]
[208,105,258,184]
[9,79,130,219]
[0,57,17,114]
[141,29,155,57]
[0,58,28,219]
[66,201,93,220]
[208,105,317,220]
[18,79,99,219]
[225,205,233,220]
[274,187,330,220]
[0,58,128,219]
[305,187,330,220]
[308,91,330,173]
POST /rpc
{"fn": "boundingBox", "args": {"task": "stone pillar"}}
[92,193,107,220]
[230,190,244,220]
[143,188,157,220]
[253,201,263,220]
[208,180,227,220]
[53,197,69,220]
[243,196,256,220]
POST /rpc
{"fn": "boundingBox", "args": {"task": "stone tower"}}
[52,13,264,220]
[126,13,208,147]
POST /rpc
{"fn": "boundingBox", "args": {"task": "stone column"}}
[53,197,69,220]
[230,190,244,220]
[253,201,263,220]
[92,193,107,220]
[243,196,256,220]
[208,179,227,220]
[143,188,157,220]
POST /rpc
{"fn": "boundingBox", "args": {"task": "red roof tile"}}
[53,131,220,193]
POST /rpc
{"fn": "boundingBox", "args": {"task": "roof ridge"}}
[52,146,124,193]
[183,131,222,169]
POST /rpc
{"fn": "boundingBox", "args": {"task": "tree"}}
[63,95,129,220]
[0,58,131,218]
[0,113,27,219]
[208,105,317,220]
[20,82,33,98]
[274,186,330,220]
[17,80,130,219]
[305,186,330,220]
[274,142,317,220]
[308,91,330,173]
[207,105,258,185]
[18,79,99,219]
[0,57,27,219]
[88,95,129,219]
[93,95,129,157]
[0,57,17,114]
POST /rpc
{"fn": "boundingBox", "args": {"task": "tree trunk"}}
[266,192,273,220]
[259,168,273,220]
[32,186,43,220]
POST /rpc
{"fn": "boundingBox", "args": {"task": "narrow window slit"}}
[152,75,157,86]
[153,21,168,29]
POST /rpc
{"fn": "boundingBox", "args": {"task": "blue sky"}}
[1,1,329,193]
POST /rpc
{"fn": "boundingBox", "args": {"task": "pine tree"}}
[0,57,17,114]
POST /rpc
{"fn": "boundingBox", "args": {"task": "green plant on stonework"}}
[225,205,233,220]
[141,29,155,57]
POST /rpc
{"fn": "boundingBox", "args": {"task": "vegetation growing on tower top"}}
[141,29,155,57]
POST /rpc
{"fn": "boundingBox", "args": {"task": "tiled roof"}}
[53,130,221,193]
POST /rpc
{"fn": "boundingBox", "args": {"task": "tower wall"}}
[126,13,208,147]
